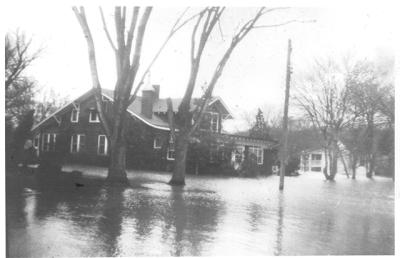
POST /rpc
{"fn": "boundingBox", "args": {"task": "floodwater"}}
[6,166,394,256]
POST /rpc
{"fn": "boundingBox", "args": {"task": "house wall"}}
[32,96,172,170]
[32,94,277,175]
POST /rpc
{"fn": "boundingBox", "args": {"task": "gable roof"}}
[32,88,233,132]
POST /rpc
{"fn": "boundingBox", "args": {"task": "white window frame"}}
[70,134,85,153]
[41,133,57,152]
[97,135,108,155]
[33,134,40,155]
[166,135,175,160]
[249,146,264,165]
[311,153,322,166]
[33,134,40,149]
[210,112,219,133]
[232,146,245,163]
[89,109,100,123]
[153,136,162,149]
[71,107,79,123]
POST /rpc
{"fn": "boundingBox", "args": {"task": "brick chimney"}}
[141,86,155,118]
[153,84,160,100]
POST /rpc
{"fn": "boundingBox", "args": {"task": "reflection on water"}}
[6,171,394,256]
[274,193,284,256]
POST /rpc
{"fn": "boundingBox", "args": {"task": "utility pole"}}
[279,39,292,191]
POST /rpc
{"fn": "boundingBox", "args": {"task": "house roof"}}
[32,88,231,131]
[101,89,231,130]
[101,89,204,113]
[100,89,170,130]
[31,88,277,147]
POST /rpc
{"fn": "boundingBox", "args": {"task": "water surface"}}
[6,166,394,256]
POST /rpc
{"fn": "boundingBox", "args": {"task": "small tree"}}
[249,108,272,140]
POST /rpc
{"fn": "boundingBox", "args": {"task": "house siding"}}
[32,91,277,175]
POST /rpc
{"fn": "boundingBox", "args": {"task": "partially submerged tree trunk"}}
[108,141,128,183]
[351,154,358,179]
[328,146,338,180]
[73,7,188,184]
[168,7,306,185]
[366,116,375,178]
[169,134,190,185]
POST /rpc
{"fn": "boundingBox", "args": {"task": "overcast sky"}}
[4,2,397,131]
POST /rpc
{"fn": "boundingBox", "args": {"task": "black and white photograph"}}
[3,0,396,256]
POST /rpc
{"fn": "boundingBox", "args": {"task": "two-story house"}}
[31,85,278,175]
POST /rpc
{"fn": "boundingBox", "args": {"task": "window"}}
[167,135,175,160]
[311,154,322,160]
[199,112,219,132]
[70,134,85,153]
[33,134,40,155]
[41,133,57,152]
[209,143,218,163]
[33,135,40,149]
[232,146,245,163]
[71,108,79,123]
[249,146,264,165]
[311,153,322,166]
[97,135,108,155]
[102,98,111,113]
[89,109,100,123]
[210,113,219,132]
[153,136,162,149]
[219,144,227,161]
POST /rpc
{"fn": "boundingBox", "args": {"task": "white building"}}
[300,143,349,173]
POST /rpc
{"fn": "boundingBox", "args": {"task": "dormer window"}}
[71,108,79,123]
[89,109,100,123]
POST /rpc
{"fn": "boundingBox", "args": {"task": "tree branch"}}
[123,7,152,106]
[128,8,204,105]
[99,7,117,52]
[254,19,316,29]
[72,6,111,137]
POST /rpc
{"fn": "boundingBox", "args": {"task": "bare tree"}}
[73,7,194,184]
[5,31,41,124]
[347,60,383,178]
[378,83,394,126]
[168,7,313,185]
[294,58,358,180]
[34,88,69,124]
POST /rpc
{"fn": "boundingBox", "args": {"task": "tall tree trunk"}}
[326,143,338,180]
[338,147,349,178]
[366,115,375,178]
[107,137,128,184]
[351,154,357,179]
[169,135,189,185]
[323,148,330,180]
[329,151,338,180]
